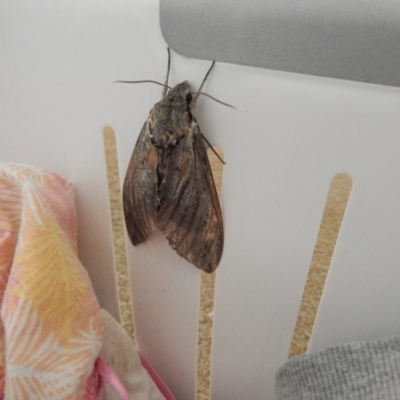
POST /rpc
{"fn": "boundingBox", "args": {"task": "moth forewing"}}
[156,121,223,272]
[123,77,224,273]
[122,120,158,245]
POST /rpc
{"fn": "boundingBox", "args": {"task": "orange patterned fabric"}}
[0,163,103,399]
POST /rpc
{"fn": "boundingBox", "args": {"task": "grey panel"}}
[160,0,400,87]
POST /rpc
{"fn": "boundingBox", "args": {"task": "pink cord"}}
[95,355,175,400]
[95,357,130,400]
[0,356,175,400]
[139,354,176,400]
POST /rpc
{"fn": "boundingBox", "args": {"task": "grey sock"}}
[276,336,400,399]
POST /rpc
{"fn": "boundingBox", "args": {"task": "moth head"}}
[166,81,193,108]
[148,81,193,148]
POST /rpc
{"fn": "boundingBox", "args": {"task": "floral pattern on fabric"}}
[0,163,102,399]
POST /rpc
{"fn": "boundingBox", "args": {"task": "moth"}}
[121,49,229,273]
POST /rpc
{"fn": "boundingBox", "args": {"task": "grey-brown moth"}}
[121,50,225,273]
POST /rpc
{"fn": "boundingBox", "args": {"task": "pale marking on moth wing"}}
[178,156,190,183]
[147,147,158,169]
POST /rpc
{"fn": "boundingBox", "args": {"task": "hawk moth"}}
[122,52,225,273]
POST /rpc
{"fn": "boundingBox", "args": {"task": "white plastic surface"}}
[2,1,400,400]
[0,0,126,319]
[210,76,400,398]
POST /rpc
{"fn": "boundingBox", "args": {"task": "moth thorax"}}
[151,128,187,149]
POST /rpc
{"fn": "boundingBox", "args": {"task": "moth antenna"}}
[191,92,236,110]
[162,47,171,98]
[201,132,226,165]
[191,61,215,109]
[114,80,172,90]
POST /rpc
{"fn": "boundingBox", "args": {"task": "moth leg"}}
[199,131,225,165]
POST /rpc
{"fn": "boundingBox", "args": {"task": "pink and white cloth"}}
[0,163,174,399]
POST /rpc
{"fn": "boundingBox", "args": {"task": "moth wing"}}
[156,123,224,273]
[123,120,158,245]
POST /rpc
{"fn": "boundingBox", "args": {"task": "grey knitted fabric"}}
[276,336,400,399]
